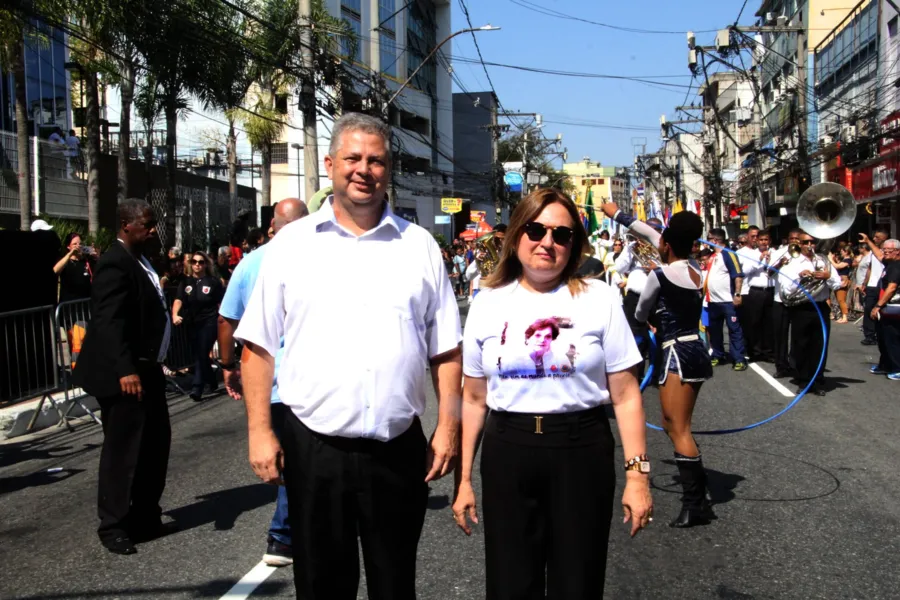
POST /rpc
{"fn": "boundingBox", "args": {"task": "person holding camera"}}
[54,232,95,304]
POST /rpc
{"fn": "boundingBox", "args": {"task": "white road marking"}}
[749,362,795,397]
[220,561,278,600]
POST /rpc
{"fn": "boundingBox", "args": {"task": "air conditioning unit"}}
[842,125,857,142]
[820,134,834,146]
[776,15,788,27]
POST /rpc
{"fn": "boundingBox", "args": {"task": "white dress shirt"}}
[614,244,648,295]
[779,254,842,304]
[742,248,775,290]
[736,246,761,294]
[234,198,462,442]
[769,246,791,303]
[855,252,871,287]
[867,253,885,287]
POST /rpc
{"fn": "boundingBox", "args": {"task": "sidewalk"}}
[0,390,99,441]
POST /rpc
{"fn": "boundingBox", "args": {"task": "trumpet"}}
[475,232,502,278]
[624,232,662,270]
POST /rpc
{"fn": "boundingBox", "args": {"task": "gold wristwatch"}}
[624,454,651,474]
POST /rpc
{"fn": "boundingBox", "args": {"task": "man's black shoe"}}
[773,370,791,379]
[189,391,203,402]
[130,521,179,543]
[861,339,877,346]
[103,536,137,555]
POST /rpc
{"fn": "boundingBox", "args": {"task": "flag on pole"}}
[636,199,647,222]
[585,187,600,235]
[673,199,684,214]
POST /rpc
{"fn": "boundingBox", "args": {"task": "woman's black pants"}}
[481,407,616,600]
[189,319,218,395]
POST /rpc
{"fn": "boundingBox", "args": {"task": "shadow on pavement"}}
[164,483,276,533]
[8,579,289,600]
[427,493,450,510]
[654,459,746,506]
[0,466,85,496]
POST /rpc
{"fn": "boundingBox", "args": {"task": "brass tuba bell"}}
[475,232,502,278]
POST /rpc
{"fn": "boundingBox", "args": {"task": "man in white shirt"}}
[769,228,802,378]
[235,113,463,600]
[860,227,890,346]
[704,228,748,371]
[739,228,774,362]
[780,231,842,395]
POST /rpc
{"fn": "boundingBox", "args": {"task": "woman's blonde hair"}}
[482,188,590,295]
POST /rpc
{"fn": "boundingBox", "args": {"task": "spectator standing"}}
[860,227,889,345]
[159,247,185,290]
[704,228,747,371]
[452,246,467,298]
[870,239,900,379]
[54,232,95,303]
[172,251,223,402]
[217,246,232,286]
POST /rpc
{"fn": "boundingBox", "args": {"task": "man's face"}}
[788,231,801,245]
[873,231,889,247]
[798,234,816,257]
[495,231,505,240]
[883,243,900,263]
[324,130,390,208]
[708,235,725,249]
[126,209,158,250]
[748,230,759,247]
[758,235,770,252]
[528,327,554,354]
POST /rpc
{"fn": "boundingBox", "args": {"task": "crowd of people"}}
[53,110,899,600]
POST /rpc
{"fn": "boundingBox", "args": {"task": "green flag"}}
[586,188,600,235]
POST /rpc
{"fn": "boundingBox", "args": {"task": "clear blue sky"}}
[450,0,759,168]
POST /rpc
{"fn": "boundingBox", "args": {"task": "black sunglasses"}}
[191,258,207,265]
[523,222,574,246]
[799,240,815,246]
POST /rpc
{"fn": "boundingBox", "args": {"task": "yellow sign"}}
[470,210,486,223]
[441,197,463,214]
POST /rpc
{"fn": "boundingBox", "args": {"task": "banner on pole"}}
[441,198,463,214]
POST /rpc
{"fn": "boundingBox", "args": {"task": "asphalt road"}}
[1,320,898,600]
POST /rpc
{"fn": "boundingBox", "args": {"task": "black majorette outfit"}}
[635,260,715,527]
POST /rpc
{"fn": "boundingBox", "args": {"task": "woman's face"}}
[191,254,207,277]
[68,235,82,251]
[516,202,574,287]
[612,240,623,253]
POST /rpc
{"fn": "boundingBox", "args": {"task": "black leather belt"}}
[490,406,606,434]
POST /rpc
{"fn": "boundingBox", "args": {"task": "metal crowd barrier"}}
[1,306,59,415]
[23,299,102,432]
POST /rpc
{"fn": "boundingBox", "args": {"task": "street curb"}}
[0,394,100,441]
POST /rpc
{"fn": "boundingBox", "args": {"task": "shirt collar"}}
[315,195,401,237]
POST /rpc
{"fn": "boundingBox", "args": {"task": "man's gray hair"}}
[328,112,391,156]
[884,238,900,249]
[218,246,231,257]
[117,198,152,226]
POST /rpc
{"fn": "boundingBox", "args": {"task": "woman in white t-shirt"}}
[452,188,652,599]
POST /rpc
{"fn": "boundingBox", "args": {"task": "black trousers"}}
[280,410,427,600]
[97,362,170,542]
[863,286,880,342]
[481,407,616,600]
[744,287,774,361]
[189,319,218,394]
[623,291,650,377]
[876,316,900,373]
[788,302,831,386]
[771,301,792,372]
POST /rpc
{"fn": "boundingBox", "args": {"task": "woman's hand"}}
[173,315,183,326]
[622,473,653,537]
[452,481,479,535]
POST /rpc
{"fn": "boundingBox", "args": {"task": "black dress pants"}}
[623,290,649,377]
[863,286,880,342]
[97,363,170,542]
[876,316,900,373]
[771,301,792,372]
[744,287,774,361]
[280,410,428,600]
[481,407,616,600]
[189,319,218,395]
[789,302,831,386]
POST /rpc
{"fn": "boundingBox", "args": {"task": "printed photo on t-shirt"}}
[497,316,578,380]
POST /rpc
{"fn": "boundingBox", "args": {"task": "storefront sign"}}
[852,156,900,202]
[880,111,900,155]
[504,171,524,193]
[470,210,486,223]
[434,215,451,225]
[440,197,463,214]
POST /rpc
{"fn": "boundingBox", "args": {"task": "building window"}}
[889,16,898,38]
[274,94,288,115]
[341,3,362,62]
[379,0,396,32]
[271,142,288,164]
[381,32,397,77]
[407,0,436,93]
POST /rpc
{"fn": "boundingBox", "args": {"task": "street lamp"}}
[291,143,303,198]
[387,25,500,105]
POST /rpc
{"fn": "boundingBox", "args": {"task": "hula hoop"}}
[638,238,828,435]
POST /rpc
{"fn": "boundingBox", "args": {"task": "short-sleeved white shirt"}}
[463,280,642,413]
[234,198,462,441]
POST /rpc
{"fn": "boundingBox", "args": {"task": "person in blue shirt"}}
[217,198,309,567]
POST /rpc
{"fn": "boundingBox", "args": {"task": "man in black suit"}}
[74,199,173,555]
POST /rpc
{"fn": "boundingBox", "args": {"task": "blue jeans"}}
[707,301,746,363]
[269,403,291,546]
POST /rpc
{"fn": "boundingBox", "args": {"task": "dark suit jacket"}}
[74,242,168,399]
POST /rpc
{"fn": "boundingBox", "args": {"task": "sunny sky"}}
[450,0,759,169]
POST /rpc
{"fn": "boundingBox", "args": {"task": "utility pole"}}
[298,0,319,203]
[484,98,508,223]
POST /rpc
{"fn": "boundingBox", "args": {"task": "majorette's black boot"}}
[670,453,716,528]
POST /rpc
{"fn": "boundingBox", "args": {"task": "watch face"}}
[639,462,651,473]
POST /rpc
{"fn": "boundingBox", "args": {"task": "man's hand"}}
[119,374,142,399]
[871,306,881,321]
[223,367,242,400]
[600,202,619,219]
[248,427,283,485]
[800,270,812,278]
[859,232,871,245]
[812,270,830,281]
[425,419,460,482]
[173,315,184,326]
[733,295,743,307]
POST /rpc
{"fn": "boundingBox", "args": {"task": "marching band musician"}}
[769,228,803,379]
[778,231,842,396]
